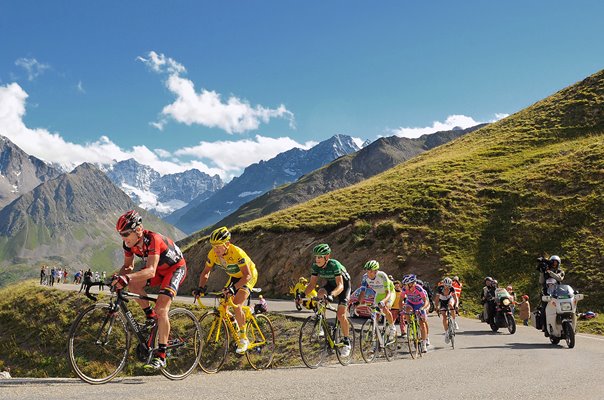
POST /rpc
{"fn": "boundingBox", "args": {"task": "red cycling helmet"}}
[116,210,142,232]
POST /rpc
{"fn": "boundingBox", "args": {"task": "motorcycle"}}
[489,287,516,334]
[540,284,583,348]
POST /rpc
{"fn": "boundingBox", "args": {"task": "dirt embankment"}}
[181,222,442,297]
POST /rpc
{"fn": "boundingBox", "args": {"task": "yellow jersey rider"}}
[195,227,258,354]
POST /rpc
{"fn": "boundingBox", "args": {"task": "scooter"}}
[489,287,516,334]
[540,284,584,348]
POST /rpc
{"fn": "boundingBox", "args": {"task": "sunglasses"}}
[119,230,133,238]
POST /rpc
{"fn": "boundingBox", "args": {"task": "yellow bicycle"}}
[195,290,275,372]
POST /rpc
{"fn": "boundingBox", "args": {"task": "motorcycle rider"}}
[537,255,565,334]
[538,255,565,295]
[480,277,496,323]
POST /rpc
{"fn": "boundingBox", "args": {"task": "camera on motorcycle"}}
[536,257,551,272]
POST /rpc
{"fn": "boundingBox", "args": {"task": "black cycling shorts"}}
[324,279,351,306]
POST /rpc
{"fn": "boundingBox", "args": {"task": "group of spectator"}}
[39,265,107,291]
[39,265,70,286]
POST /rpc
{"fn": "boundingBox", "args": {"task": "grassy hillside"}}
[181,70,604,312]
[0,281,303,377]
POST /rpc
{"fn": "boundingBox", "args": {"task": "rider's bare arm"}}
[118,254,135,275]
[126,254,159,282]
[331,275,344,297]
[197,263,213,288]
[235,264,252,290]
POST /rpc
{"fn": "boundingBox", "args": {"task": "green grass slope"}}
[0,282,303,377]
[221,70,604,311]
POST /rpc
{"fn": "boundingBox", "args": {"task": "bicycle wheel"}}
[383,326,397,361]
[405,316,420,359]
[415,319,424,357]
[245,314,275,370]
[359,319,378,363]
[299,316,327,369]
[448,314,455,350]
[67,303,130,384]
[159,308,201,380]
[197,310,229,373]
[335,319,355,366]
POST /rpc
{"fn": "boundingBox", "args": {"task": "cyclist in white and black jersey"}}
[436,277,459,343]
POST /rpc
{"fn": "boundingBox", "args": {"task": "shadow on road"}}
[456,330,502,336]
[465,342,563,350]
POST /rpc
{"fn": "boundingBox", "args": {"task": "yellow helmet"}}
[299,277,308,283]
[209,226,231,245]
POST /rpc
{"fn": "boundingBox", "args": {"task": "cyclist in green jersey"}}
[303,243,352,356]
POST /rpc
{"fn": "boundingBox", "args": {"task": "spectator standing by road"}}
[518,295,531,326]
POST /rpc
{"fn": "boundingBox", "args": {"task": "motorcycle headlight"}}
[560,302,572,311]
[502,299,510,306]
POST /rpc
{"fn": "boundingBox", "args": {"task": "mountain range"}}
[206,124,486,234]
[166,134,361,234]
[0,155,183,285]
[0,136,63,209]
[104,158,223,217]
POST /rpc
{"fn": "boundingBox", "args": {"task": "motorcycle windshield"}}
[495,288,510,300]
[552,284,574,299]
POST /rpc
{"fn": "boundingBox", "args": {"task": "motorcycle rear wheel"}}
[562,321,575,349]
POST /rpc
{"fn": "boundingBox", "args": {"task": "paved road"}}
[3,285,604,399]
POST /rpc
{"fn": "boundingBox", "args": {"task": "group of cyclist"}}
[109,210,461,372]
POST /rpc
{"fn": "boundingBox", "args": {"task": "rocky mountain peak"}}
[0,135,62,209]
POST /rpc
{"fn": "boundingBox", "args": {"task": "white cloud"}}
[0,82,310,181]
[137,51,185,75]
[139,51,295,134]
[175,135,316,173]
[76,81,85,93]
[15,58,50,81]
[391,114,507,139]
[0,82,218,175]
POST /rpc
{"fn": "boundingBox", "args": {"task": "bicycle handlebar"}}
[83,278,157,303]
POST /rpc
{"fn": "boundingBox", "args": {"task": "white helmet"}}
[546,277,557,286]
[549,255,561,266]
[443,277,453,287]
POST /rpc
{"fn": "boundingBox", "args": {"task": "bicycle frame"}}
[85,282,188,362]
[312,299,339,349]
[367,305,394,348]
[197,293,269,352]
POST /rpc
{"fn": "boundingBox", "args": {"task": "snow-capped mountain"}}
[166,134,360,234]
[0,135,63,209]
[104,159,223,217]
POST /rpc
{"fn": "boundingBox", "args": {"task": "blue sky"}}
[1,1,602,180]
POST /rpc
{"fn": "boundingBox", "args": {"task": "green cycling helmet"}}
[312,243,331,256]
[363,260,380,270]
